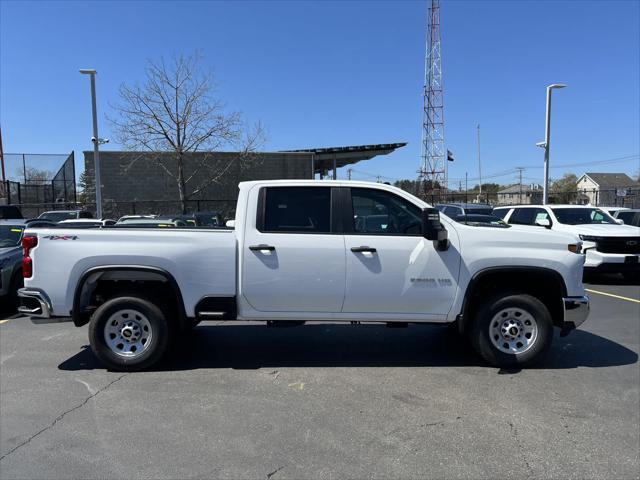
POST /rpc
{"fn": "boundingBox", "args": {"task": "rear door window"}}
[261,187,331,233]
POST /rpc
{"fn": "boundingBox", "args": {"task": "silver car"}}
[0,220,26,309]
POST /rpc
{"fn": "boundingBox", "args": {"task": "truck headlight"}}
[579,235,598,242]
[568,244,583,254]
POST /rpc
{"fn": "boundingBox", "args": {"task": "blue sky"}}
[1,0,639,187]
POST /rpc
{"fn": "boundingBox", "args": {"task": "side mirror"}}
[422,208,448,249]
[535,218,551,228]
[225,220,236,228]
[615,219,624,225]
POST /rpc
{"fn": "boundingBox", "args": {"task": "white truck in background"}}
[494,204,640,280]
[19,180,589,371]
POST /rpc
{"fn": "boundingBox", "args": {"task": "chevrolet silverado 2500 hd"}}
[18,180,589,371]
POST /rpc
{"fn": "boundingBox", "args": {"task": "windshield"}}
[0,225,25,248]
[39,211,78,222]
[551,207,617,225]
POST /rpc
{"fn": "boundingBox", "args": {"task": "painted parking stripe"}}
[585,288,640,304]
[0,320,9,325]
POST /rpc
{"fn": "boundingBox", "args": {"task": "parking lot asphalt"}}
[1,275,638,480]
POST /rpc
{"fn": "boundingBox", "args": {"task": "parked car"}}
[613,209,640,227]
[0,220,26,309]
[37,210,93,223]
[114,218,184,228]
[494,204,640,280]
[116,215,158,224]
[191,211,224,227]
[155,215,193,227]
[23,220,58,228]
[453,213,509,227]
[58,219,117,228]
[19,180,589,371]
[0,205,24,220]
[600,206,629,219]
[436,203,494,218]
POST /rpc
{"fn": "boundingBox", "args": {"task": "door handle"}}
[249,244,276,251]
[351,246,377,253]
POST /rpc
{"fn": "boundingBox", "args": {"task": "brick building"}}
[83,143,405,217]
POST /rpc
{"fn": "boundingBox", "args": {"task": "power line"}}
[521,153,639,169]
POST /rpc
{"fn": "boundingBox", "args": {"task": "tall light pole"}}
[79,69,103,218]
[539,83,567,204]
[476,124,482,202]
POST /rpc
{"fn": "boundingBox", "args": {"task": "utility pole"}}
[80,69,104,219]
[465,172,468,204]
[516,167,525,204]
[538,83,567,205]
[0,126,5,183]
[477,124,482,202]
[347,168,352,180]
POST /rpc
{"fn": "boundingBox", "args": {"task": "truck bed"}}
[24,227,237,317]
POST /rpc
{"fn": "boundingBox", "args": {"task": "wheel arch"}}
[457,266,567,334]
[72,265,187,329]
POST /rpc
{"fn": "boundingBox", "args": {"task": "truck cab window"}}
[263,187,331,233]
[351,188,422,235]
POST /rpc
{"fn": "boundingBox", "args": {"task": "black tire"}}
[469,294,553,367]
[9,270,23,312]
[88,296,170,371]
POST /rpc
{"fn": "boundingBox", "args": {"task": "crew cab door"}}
[342,187,459,316]
[241,186,346,312]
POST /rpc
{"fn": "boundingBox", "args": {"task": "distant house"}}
[577,173,639,207]
[496,183,543,205]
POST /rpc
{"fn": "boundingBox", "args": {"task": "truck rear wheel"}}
[469,294,553,367]
[88,296,169,371]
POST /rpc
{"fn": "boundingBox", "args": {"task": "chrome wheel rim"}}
[489,307,538,355]
[103,309,152,358]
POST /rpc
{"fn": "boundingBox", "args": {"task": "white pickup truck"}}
[19,180,589,371]
[494,204,640,280]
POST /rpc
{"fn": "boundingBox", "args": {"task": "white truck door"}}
[241,186,346,312]
[342,187,459,316]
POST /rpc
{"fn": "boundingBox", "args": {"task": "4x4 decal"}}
[43,235,78,240]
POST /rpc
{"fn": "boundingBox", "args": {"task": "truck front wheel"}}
[88,296,169,371]
[469,294,553,367]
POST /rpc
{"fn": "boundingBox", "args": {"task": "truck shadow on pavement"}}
[58,323,638,372]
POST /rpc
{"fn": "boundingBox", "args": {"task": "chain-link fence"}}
[1,152,76,205]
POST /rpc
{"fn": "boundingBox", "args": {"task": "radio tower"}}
[419,0,446,197]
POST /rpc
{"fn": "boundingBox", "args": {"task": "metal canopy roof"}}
[281,142,407,174]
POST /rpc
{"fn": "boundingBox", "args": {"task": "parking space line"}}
[585,288,640,304]
[0,320,9,325]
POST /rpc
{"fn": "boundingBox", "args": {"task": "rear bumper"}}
[18,288,52,318]
[561,295,589,335]
[18,288,72,324]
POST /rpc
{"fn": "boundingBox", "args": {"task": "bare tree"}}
[22,167,54,184]
[110,53,264,213]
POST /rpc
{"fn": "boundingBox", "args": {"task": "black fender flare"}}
[72,265,187,327]
[457,266,568,334]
